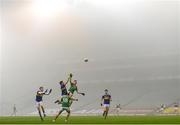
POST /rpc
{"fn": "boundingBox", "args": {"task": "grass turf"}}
[0,116,180,124]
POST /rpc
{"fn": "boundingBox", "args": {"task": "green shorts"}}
[68,90,75,95]
[61,107,70,113]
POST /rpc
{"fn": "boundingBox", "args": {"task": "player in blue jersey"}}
[101,89,112,119]
[54,79,69,104]
[59,80,68,96]
[36,86,52,121]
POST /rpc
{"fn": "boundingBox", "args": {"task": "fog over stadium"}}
[0,0,180,116]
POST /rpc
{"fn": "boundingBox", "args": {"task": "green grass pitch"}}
[1,116,180,124]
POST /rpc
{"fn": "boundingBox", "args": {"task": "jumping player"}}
[101,89,112,119]
[35,87,52,121]
[67,73,85,106]
[53,93,78,122]
[55,79,69,105]
[68,73,85,97]
[59,77,70,96]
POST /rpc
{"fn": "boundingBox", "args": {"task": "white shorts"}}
[36,101,43,107]
[117,108,121,112]
[174,107,179,110]
[103,104,110,108]
[160,108,164,111]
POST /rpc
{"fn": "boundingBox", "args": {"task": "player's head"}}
[105,89,108,94]
[59,81,64,85]
[74,80,77,85]
[39,86,44,91]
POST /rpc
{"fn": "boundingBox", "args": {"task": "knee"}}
[37,107,40,111]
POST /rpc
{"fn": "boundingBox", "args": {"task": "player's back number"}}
[63,98,68,103]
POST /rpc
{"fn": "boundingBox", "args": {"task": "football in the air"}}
[84,58,88,62]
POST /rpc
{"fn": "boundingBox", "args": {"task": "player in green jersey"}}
[53,94,78,122]
[68,73,85,97]
[67,73,85,107]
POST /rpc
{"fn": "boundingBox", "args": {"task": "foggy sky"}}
[0,0,180,115]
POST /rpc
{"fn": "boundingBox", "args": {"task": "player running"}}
[68,73,85,97]
[116,104,121,115]
[35,87,52,121]
[53,93,78,123]
[101,89,112,119]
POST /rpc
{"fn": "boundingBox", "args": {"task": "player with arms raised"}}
[101,89,112,119]
[67,73,85,106]
[59,76,70,96]
[54,80,69,104]
[35,87,52,121]
[68,73,85,97]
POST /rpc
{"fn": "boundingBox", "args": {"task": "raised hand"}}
[45,89,48,93]
[69,73,73,78]
[49,89,52,94]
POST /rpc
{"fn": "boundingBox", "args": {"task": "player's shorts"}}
[61,90,68,96]
[62,93,68,96]
[160,108,164,111]
[117,108,121,112]
[36,101,43,107]
[61,95,67,98]
[174,107,179,111]
[103,104,110,108]
[61,107,70,113]
[68,90,74,95]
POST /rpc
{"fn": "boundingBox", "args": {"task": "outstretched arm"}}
[71,97,78,101]
[69,73,73,84]
[65,76,70,85]
[44,89,52,95]
[76,88,85,96]
[54,99,62,104]
[37,91,44,95]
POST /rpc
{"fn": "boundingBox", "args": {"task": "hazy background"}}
[0,0,180,115]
